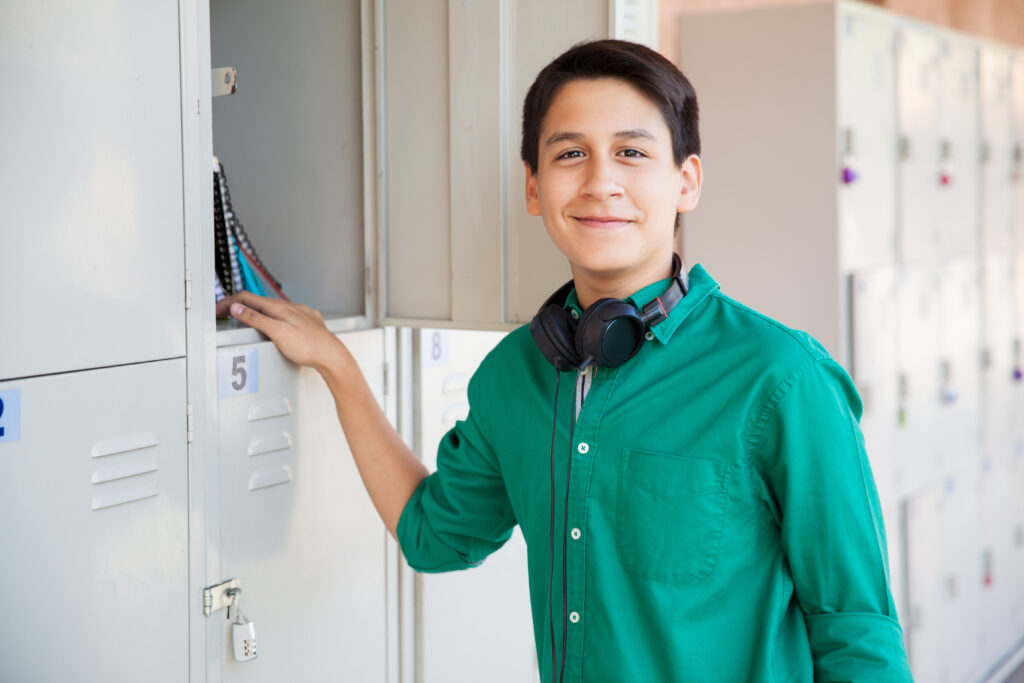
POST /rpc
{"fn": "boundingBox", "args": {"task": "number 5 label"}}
[0,388,22,444]
[218,348,260,398]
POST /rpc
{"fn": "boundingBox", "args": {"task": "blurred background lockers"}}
[0,1,1021,683]
[672,1,1024,682]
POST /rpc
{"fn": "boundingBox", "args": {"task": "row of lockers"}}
[0,330,391,682]
[838,6,1024,270]
[852,252,1024,505]
[896,455,1024,683]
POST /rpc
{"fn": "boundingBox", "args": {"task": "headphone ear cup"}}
[530,304,582,370]
[576,299,645,368]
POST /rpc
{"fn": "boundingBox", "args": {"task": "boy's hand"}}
[215,291,342,373]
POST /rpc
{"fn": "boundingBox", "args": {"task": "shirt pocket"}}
[616,448,732,584]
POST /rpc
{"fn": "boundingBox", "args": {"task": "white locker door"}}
[838,12,899,272]
[904,482,947,682]
[937,39,981,260]
[897,28,943,264]
[0,360,188,683]
[980,46,1015,253]
[849,268,900,506]
[895,265,944,496]
[936,259,982,474]
[938,473,984,683]
[0,1,186,380]
[415,329,539,683]
[1013,51,1024,247]
[981,253,1017,470]
[214,330,388,682]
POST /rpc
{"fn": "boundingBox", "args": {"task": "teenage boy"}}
[219,39,913,682]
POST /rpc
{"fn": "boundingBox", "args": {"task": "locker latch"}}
[203,578,241,617]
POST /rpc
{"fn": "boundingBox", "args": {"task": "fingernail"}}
[231,304,245,317]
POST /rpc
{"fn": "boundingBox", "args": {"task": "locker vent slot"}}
[90,433,159,458]
[91,484,159,511]
[91,460,159,484]
[247,432,292,457]
[248,465,294,491]
[247,398,292,422]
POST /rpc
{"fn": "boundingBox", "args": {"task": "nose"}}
[579,155,623,200]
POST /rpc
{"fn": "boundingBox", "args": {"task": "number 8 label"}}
[218,348,260,398]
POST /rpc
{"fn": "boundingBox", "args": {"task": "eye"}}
[555,149,585,161]
[619,148,648,159]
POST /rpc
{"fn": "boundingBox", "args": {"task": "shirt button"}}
[569,611,580,624]
[577,442,589,454]
[570,528,581,540]
[644,330,655,341]
[570,308,580,320]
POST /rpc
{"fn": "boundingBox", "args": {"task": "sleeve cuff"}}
[804,612,912,682]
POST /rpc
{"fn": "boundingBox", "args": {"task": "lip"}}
[573,216,632,228]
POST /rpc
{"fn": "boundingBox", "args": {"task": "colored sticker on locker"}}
[218,348,260,398]
[0,388,22,444]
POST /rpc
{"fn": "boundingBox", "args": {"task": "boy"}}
[220,39,913,682]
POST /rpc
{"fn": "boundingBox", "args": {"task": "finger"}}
[228,301,286,338]
[229,290,296,320]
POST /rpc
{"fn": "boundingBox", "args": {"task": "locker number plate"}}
[0,388,22,444]
[218,349,260,398]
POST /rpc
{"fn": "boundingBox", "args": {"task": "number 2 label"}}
[218,349,260,398]
[0,388,23,444]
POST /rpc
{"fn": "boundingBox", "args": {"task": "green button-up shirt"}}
[398,264,912,682]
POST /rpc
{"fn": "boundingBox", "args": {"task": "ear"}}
[524,162,542,216]
[675,154,703,214]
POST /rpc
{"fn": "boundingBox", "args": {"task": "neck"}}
[573,256,676,310]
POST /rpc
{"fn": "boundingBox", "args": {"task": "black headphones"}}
[530,253,690,371]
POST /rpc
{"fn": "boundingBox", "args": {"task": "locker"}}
[904,482,946,682]
[840,12,899,272]
[895,265,944,494]
[0,0,186,381]
[897,27,943,264]
[938,473,984,683]
[980,45,1016,253]
[936,39,981,260]
[415,329,538,683]
[977,457,1017,667]
[981,253,1018,469]
[0,360,188,683]
[849,267,901,505]
[935,259,983,474]
[213,330,388,683]
[1014,52,1024,247]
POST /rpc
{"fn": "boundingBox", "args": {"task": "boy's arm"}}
[218,292,428,539]
[753,357,913,681]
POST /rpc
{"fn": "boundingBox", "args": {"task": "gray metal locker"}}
[0,360,188,683]
[212,331,388,683]
[414,329,537,683]
[980,45,1016,253]
[0,0,187,380]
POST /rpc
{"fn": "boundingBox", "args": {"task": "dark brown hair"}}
[520,39,701,174]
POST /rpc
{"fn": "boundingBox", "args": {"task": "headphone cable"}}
[547,366,562,683]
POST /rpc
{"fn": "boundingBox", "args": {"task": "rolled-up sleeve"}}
[396,372,516,573]
[752,357,913,681]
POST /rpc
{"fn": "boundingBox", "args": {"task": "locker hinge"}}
[383,362,390,397]
[186,404,194,443]
[185,270,192,310]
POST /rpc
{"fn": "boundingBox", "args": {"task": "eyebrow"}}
[544,129,656,146]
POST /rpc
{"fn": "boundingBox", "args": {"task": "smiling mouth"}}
[574,216,631,228]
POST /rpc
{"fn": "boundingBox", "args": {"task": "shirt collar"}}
[562,263,720,345]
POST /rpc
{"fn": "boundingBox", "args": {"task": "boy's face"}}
[525,77,701,292]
